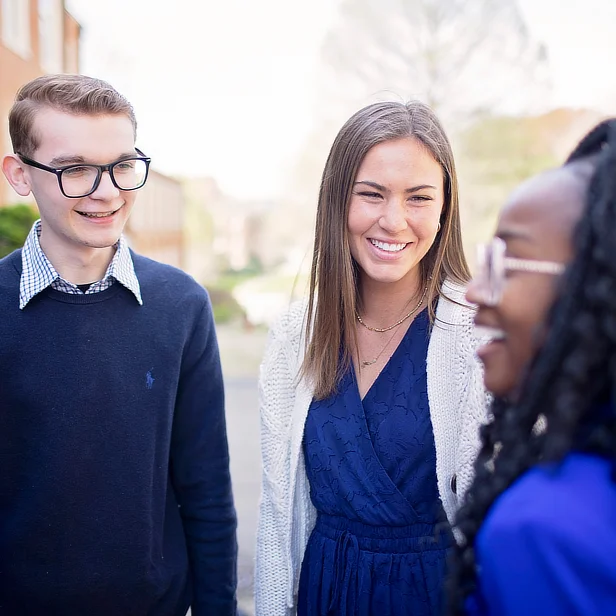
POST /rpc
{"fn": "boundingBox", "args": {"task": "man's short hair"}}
[9,74,137,157]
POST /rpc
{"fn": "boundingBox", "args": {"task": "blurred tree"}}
[456,113,559,253]
[207,286,246,325]
[461,115,557,194]
[456,108,604,253]
[0,204,38,258]
[321,0,549,123]
[277,0,552,282]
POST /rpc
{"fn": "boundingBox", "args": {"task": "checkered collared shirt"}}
[19,220,143,310]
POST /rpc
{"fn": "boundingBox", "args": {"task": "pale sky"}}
[518,0,616,112]
[67,0,615,200]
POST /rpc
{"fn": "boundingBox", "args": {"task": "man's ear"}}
[2,155,33,197]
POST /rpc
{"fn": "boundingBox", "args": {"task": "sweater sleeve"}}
[255,323,296,616]
[170,295,238,616]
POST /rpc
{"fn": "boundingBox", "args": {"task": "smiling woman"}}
[255,101,491,616]
[449,119,616,616]
[466,167,586,398]
[347,138,443,295]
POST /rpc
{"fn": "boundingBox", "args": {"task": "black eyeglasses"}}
[16,148,151,198]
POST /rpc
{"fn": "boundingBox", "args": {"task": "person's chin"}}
[483,365,519,399]
[361,260,417,284]
[363,270,408,285]
[79,229,124,250]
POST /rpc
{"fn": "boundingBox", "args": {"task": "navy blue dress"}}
[298,309,452,615]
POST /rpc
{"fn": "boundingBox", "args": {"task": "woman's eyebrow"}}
[354,180,387,191]
[354,180,437,192]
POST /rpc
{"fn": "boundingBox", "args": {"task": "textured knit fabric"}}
[0,249,237,616]
[255,281,490,616]
[298,308,453,615]
[467,453,616,616]
[19,219,142,309]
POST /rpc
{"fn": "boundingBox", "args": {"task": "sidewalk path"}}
[218,325,268,615]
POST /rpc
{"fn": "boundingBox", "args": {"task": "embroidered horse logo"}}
[146,369,155,390]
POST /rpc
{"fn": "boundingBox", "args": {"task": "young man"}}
[0,74,237,616]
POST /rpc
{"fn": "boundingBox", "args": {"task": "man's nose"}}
[91,171,120,199]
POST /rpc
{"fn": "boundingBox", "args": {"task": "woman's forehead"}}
[497,167,587,241]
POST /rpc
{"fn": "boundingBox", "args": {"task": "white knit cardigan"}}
[255,280,489,616]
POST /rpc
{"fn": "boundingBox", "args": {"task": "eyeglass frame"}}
[15,148,151,198]
[475,236,566,306]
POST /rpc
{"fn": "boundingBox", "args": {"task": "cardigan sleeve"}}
[427,284,490,529]
[455,307,492,504]
[255,323,296,616]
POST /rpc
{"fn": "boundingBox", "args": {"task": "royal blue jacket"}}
[468,452,616,615]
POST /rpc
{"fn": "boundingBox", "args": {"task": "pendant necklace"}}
[357,284,429,368]
[360,326,401,368]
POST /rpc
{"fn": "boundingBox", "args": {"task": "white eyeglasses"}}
[474,237,566,306]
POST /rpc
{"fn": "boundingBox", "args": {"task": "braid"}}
[566,119,613,162]
[448,119,616,614]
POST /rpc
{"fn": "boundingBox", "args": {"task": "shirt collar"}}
[108,235,143,306]
[19,220,143,309]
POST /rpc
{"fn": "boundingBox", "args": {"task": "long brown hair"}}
[302,100,470,400]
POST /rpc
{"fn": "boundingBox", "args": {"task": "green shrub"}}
[0,204,38,258]
[207,286,246,324]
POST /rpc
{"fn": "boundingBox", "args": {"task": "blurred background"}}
[1,1,614,612]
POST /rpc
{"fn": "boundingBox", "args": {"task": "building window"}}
[39,0,63,73]
[1,0,31,59]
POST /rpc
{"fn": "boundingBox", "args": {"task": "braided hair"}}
[448,119,616,614]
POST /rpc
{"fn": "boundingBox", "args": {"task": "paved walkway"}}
[218,325,268,615]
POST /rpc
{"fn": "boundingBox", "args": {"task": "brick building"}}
[127,170,186,270]
[0,0,80,205]
[0,5,187,270]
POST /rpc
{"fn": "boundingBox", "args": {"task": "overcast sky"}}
[67,0,616,200]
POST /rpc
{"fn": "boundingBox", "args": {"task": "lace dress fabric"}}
[298,309,452,615]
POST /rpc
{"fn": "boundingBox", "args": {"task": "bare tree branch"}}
[321,0,550,122]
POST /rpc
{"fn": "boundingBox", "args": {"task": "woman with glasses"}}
[255,101,490,616]
[448,120,616,615]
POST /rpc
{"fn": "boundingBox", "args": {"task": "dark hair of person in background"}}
[302,100,470,400]
[447,119,616,614]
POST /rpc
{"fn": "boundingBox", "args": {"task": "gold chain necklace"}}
[355,284,429,333]
[359,326,401,368]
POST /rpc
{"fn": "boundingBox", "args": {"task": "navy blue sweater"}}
[0,250,237,615]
